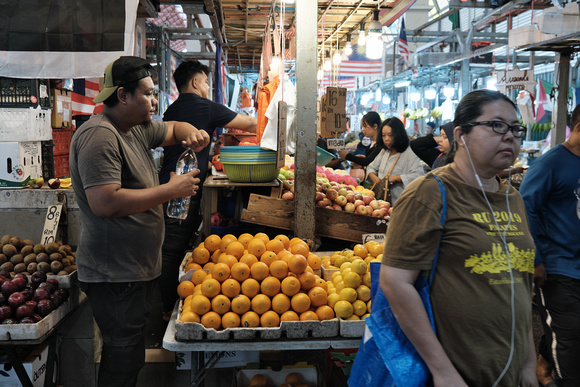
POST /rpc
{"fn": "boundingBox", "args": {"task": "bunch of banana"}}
[430,106,443,118]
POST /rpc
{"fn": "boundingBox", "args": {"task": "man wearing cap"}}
[70,56,210,387]
[158,59,256,322]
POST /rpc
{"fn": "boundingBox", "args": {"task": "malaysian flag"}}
[398,18,410,69]
[72,79,102,117]
[320,76,356,91]
[337,44,382,77]
[169,53,179,102]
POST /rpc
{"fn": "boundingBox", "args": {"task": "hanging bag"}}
[370,153,401,202]
[348,174,447,387]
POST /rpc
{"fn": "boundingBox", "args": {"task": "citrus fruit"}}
[353,244,368,258]
[307,286,328,307]
[239,253,259,268]
[211,294,231,314]
[260,251,279,267]
[260,310,280,327]
[251,294,271,315]
[225,241,245,259]
[260,276,281,297]
[334,300,354,319]
[250,261,269,281]
[200,278,221,298]
[190,294,211,315]
[343,271,362,289]
[300,310,319,321]
[351,259,368,275]
[237,233,255,249]
[204,234,221,253]
[247,238,267,257]
[241,311,260,327]
[177,280,195,299]
[231,262,250,282]
[190,269,208,286]
[192,245,210,265]
[272,293,291,314]
[254,232,270,244]
[269,260,289,279]
[211,262,231,282]
[180,310,201,323]
[356,284,371,302]
[315,305,335,321]
[200,311,221,329]
[265,238,285,254]
[307,253,322,270]
[221,278,241,298]
[280,310,300,322]
[290,292,311,313]
[327,293,341,309]
[352,299,367,316]
[290,241,310,257]
[362,272,372,288]
[274,234,290,250]
[339,287,358,303]
[219,234,237,252]
[241,278,260,298]
[281,276,301,296]
[231,294,251,315]
[221,311,241,328]
[298,271,316,291]
[288,254,308,274]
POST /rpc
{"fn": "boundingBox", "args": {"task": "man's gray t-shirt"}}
[70,114,168,283]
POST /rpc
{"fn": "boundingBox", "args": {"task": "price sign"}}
[362,233,385,244]
[326,138,345,150]
[41,204,63,245]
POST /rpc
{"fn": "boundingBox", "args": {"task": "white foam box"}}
[535,12,580,35]
[0,106,52,142]
[0,141,43,188]
[508,25,557,48]
[0,342,55,386]
[234,362,318,387]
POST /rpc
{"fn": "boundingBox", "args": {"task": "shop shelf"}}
[0,77,51,108]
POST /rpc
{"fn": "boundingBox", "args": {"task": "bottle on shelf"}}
[166,147,198,219]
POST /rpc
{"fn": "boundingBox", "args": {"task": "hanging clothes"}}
[256,75,281,142]
[261,76,297,154]
[517,91,535,125]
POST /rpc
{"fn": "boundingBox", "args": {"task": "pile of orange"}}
[178,233,335,330]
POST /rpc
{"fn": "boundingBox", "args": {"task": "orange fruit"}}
[211,294,231,314]
[265,239,285,254]
[190,270,208,286]
[314,276,328,292]
[221,311,241,328]
[247,238,267,258]
[203,262,215,271]
[307,253,322,270]
[239,253,259,268]
[260,310,280,327]
[250,261,270,281]
[280,310,300,322]
[298,271,316,291]
[241,311,260,328]
[307,286,328,307]
[193,284,202,296]
[277,249,293,262]
[218,254,238,269]
[225,241,245,259]
[221,278,241,298]
[290,241,310,257]
[289,237,305,248]
[260,276,281,297]
[185,262,202,272]
[231,262,250,282]
[254,232,270,244]
[200,311,221,330]
[177,280,195,299]
[192,245,210,265]
[281,276,301,297]
[204,234,221,253]
[368,242,384,258]
[300,310,319,321]
[315,305,335,321]
[274,234,291,250]
[180,310,201,323]
[219,234,237,252]
[285,372,303,385]
[237,233,255,249]
[291,292,311,313]
[353,244,368,259]
[241,278,260,298]
[288,254,308,274]
[231,294,251,315]
[190,294,211,315]
[260,251,279,267]
[251,294,271,315]
[272,293,291,314]
[250,374,269,387]
[201,278,221,298]
[211,262,231,282]
[211,249,223,263]
[269,260,289,280]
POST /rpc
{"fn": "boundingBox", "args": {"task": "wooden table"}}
[201,176,281,238]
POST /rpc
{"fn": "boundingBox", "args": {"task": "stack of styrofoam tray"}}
[0,286,83,341]
[175,301,339,342]
[45,270,77,288]
[338,317,366,337]
[178,252,193,282]
[321,267,339,281]
[0,106,52,142]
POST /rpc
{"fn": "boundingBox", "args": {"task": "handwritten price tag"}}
[41,204,63,245]
[362,233,385,244]
[326,138,345,149]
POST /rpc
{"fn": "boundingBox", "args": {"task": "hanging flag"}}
[536,79,548,123]
[71,79,101,116]
[398,18,410,69]
[337,44,382,77]
[0,0,139,79]
[169,53,179,101]
[320,76,356,91]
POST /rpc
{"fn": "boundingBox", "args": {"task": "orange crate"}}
[54,154,70,178]
[52,128,72,156]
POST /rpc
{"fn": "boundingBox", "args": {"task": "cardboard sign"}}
[326,138,345,149]
[41,203,62,245]
[51,89,72,128]
[362,233,386,244]
[319,87,347,137]
[496,67,537,95]
[277,101,287,168]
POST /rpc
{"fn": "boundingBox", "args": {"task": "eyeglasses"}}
[466,121,527,138]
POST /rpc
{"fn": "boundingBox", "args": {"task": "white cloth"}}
[366,147,425,205]
[261,76,297,154]
[517,91,535,125]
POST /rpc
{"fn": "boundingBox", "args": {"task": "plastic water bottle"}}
[166,147,198,219]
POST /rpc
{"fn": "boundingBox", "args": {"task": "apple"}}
[15,304,35,320]
[356,205,368,215]
[332,204,343,211]
[362,195,373,205]
[31,271,47,287]
[1,280,18,296]
[48,178,61,189]
[345,192,355,203]
[21,288,33,301]
[317,200,327,208]
[326,188,338,201]
[366,205,373,214]
[372,209,383,217]
[354,199,364,208]
[388,207,393,216]
[31,313,42,323]
[344,203,355,212]
[28,177,44,189]
[11,276,26,291]
[338,187,349,197]
[369,200,381,210]
[321,182,332,192]
[315,191,325,202]
[37,299,54,317]
[335,195,347,207]
[19,317,36,324]
[33,288,50,302]
[354,193,363,201]
[0,305,12,321]
[282,191,294,200]
[8,292,26,308]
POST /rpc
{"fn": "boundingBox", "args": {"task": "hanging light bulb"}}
[410,92,421,102]
[323,58,332,72]
[487,78,497,90]
[344,38,353,57]
[375,88,382,101]
[366,10,383,59]
[317,69,323,80]
[382,94,391,104]
[425,88,437,100]
[333,50,342,65]
[357,22,366,47]
[443,87,455,98]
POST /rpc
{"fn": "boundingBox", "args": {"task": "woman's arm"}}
[345,144,382,166]
[381,265,468,386]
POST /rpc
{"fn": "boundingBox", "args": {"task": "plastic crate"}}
[52,129,72,156]
[0,77,51,108]
[0,106,52,141]
[54,154,70,178]
[41,140,55,180]
[316,146,335,166]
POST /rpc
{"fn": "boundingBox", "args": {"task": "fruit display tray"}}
[339,318,366,337]
[0,286,83,341]
[174,301,339,342]
[45,270,77,289]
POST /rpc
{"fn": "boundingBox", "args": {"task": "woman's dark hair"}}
[173,60,210,92]
[446,89,517,163]
[362,111,386,149]
[382,117,409,153]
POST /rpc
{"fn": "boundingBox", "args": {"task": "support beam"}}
[553,50,571,146]
[294,0,317,243]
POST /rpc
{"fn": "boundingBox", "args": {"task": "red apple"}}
[282,191,294,200]
[15,304,35,320]
[372,209,383,217]
[315,191,325,202]
[33,288,50,302]
[0,305,12,321]
[356,205,368,215]
[338,187,349,197]
[354,193,363,201]
[369,200,380,210]
[1,280,18,296]
[48,178,61,189]
[317,200,327,208]
[354,199,364,208]
[345,192,355,203]
[8,292,26,308]
[326,189,338,201]
[366,205,373,214]
[362,195,373,205]
[332,204,342,211]
[36,299,54,317]
[11,276,27,291]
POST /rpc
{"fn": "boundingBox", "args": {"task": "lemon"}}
[367,299,372,312]
[327,293,341,308]
[352,300,367,316]
[332,274,343,286]
[362,313,370,320]
[362,272,372,288]
[343,272,362,289]
[334,300,354,319]
[331,271,342,281]
[345,314,360,320]
[339,287,357,303]
[334,256,348,268]
[335,281,345,293]
[340,261,352,272]
[356,284,371,302]
[351,259,368,275]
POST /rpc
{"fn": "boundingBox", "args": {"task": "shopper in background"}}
[159,60,257,321]
[70,56,210,387]
[380,90,536,386]
[338,111,385,176]
[431,122,455,169]
[366,117,424,205]
[520,103,580,387]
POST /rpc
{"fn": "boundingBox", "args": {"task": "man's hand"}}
[534,264,547,288]
[183,129,210,153]
[169,169,201,198]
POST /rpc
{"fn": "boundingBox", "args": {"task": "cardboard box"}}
[51,89,72,128]
[234,362,318,387]
[319,87,347,137]
[0,342,54,386]
[0,141,42,188]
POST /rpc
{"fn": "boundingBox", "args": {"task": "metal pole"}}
[294,0,317,242]
[553,50,571,146]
